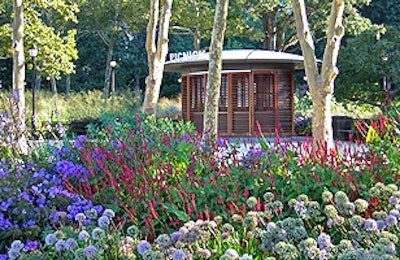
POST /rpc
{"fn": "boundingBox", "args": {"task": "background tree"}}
[244,0,375,51]
[292,0,345,150]
[171,0,246,50]
[335,0,400,108]
[203,0,229,136]
[143,0,173,115]
[76,0,146,99]
[11,0,27,153]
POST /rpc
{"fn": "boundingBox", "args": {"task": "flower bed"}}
[0,105,399,259]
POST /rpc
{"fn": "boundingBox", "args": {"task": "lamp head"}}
[110,58,117,68]
[29,44,38,58]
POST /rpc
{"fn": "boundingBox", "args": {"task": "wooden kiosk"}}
[164,49,305,136]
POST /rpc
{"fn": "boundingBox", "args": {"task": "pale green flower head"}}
[92,227,106,240]
[156,234,171,248]
[337,239,353,254]
[263,192,275,203]
[324,204,339,219]
[306,201,321,218]
[299,237,317,253]
[214,216,223,224]
[231,214,242,222]
[322,190,333,203]
[297,194,309,202]
[126,225,140,238]
[354,199,369,213]
[379,231,399,244]
[243,216,258,229]
[246,196,258,208]
[272,201,283,212]
[247,211,258,218]
[391,190,400,199]
[221,223,235,233]
[239,253,253,260]
[86,208,99,219]
[386,184,398,193]
[288,198,298,208]
[369,182,387,197]
[334,191,349,205]
[54,230,65,240]
[274,241,300,260]
[372,210,388,220]
[350,215,365,231]
[341,202,356,215]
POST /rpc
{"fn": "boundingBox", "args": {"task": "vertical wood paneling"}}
[274,71,279,132]
[180,70,294,136]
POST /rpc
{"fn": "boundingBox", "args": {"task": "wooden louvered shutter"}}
[231,73,250,134]
[189,75,206,131]
[278,72,294,134]
[253,73,276,133]
[218,74,229,133]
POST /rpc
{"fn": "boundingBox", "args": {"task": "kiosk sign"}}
[169,50,206,62]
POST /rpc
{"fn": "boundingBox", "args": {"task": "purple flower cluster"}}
[0,157,97,252]
[66,200,103,225]
[54,159,89,180]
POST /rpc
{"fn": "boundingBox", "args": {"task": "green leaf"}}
[163,203,190,222]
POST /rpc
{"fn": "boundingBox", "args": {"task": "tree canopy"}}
[0,0,79,79]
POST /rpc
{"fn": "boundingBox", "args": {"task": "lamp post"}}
[29,44,38,137]
[110,58,117,97]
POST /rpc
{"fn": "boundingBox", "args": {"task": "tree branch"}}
[156,0,173,60]
[320,0,345,88]
[292,0,319,85]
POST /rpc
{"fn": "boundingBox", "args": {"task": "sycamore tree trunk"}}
[103,43,114,99]
[12,0,28,154]
[203,0,229,136]
[292,0,345,151]
[262,11,277,50]
[143,0,173,115]
[50,76,57,96]
[65,74,71,99]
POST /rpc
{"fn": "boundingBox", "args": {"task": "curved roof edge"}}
[165,49,306,72]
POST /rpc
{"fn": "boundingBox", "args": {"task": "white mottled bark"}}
[292,0,345,151]
[143,0,173,115]
[12,0,28,153]
[203,0,229,136]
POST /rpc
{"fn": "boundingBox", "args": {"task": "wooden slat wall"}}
[278,72,293,133]
[181,76,189,121]
[181,70,294,136]
[219,75,229,133]
[231,73,250,134]
[253,73,276,134]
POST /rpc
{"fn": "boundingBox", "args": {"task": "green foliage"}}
[361,0,400,26]
[22,89,141,136]
[7,181,400,259]
[356,102,400,175]
[337,26,400,106]
[0,0,79,78]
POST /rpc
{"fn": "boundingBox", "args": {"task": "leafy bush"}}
[356,102,400,175]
